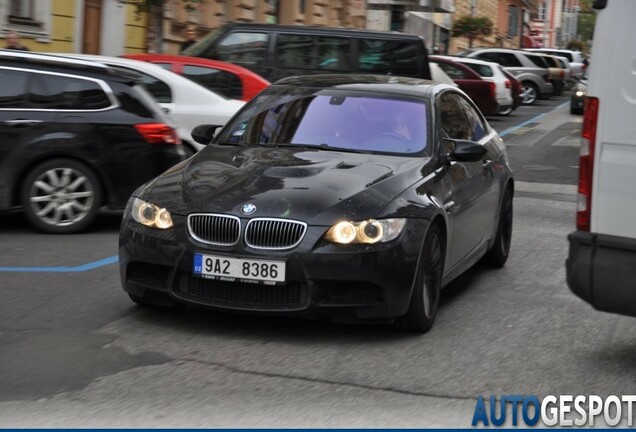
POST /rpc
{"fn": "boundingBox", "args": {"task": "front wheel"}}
[482,186,513,267]
[400,224,444,333]
[21,159,102,234]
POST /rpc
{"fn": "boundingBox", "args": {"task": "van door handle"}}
[4,119,43,127]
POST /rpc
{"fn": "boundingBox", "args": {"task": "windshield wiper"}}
[319,143,374,154]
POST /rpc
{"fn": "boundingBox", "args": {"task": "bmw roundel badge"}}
[241,203,256,215]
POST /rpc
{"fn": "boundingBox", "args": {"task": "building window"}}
[538,2,546,21]
[9,0,39,26]
[1,0,50,37]
[508,5,518,37]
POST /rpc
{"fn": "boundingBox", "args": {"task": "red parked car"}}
[430,55,499,117]
[123,54,270,101]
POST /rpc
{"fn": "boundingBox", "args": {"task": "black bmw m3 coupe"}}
[119,75,514,332]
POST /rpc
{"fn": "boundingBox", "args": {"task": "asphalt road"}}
[2,93,635,427]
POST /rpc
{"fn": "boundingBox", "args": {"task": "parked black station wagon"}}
[119,75,514,332]
[0,50,186,233]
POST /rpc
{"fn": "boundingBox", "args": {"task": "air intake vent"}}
[244,218,307,250]
[188,214,241,246]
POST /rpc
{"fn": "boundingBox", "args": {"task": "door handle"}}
[4,119,43,127]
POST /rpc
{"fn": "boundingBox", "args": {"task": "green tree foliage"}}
[565,39,587,52]
[451,16,494,48]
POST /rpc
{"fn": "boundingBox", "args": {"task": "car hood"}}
[146,145,427,224]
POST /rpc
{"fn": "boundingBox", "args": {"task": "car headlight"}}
[575,91,585,97]
[324,218,406,244]
[131,198,173,229]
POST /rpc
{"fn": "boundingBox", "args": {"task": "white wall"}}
[101,0,126,55]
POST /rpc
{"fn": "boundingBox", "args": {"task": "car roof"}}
[219,22,426,41]
[50,53,229,101]
[123,53,271,84]
[440,55,498,68]
[272,74,452,98]
[0,49,138,83]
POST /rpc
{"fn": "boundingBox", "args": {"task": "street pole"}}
[542,0,550,48]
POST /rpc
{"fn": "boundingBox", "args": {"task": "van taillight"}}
[135,123,181,145]
[577,97,599,231]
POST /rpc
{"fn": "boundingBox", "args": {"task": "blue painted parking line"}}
[0,255,118,272]
[499,101,570,137]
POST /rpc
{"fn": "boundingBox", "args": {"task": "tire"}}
[400,224,444,333]
[482,186,513,267]
[521,82,539,105]
[21,158,102,234]
[498,105,513,116]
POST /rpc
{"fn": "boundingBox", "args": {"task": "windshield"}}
[216,86,429,155]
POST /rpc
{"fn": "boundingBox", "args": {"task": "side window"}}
[276,34,315,69]
[461,63,494,77]
[27,74,111,110]
[0,69,28,108]
[437,62,467,79]
[217,32,268,66]
[276,35,350,72]
[458,96,488,141]
[152,63,174,71]
[358,39,419,76]
[316,36,350,71]
[439,93,471,140]
[525,54,548,68]
[182,65,242,99]
[501,53,522,67]
[111,66,172,103]
[477,52,520,67]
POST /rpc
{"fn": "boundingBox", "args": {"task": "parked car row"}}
[457,47,582,105]
[431,55,521,116]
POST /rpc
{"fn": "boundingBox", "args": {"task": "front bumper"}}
[566,231,636,317]
[119,214,427,321]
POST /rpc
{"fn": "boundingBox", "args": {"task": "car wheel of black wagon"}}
[400,224,444,333]
[21,159,102,234]
[482,186,513,267]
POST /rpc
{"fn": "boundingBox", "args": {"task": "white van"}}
[566,0,636,316]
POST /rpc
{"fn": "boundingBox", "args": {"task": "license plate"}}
[193,253,286,284]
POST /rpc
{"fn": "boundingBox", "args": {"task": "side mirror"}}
[446,139,487,162]
[191,124,221,145]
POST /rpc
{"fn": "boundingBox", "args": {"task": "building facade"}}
[0,0,145,54]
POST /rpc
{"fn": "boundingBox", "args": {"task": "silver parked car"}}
[458,48,553,105]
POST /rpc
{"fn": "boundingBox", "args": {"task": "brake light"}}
[543,73,550,82]
[135,123,181,145]
[576,97,599,231]
[489,81,496,98]
[505,80,511,89]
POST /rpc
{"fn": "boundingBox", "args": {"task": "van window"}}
[216,32,268,67]
[358,39,419,76]
[276,34,350,72]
